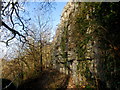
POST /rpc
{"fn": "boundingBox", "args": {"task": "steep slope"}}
[51,2,120,89]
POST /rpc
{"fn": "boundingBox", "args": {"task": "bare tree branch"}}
[1,1,54,45]
[1,21,26,45]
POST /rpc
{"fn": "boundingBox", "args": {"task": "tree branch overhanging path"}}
[0,0,54,46]
[1,21,27,45]
[1,1,27,45]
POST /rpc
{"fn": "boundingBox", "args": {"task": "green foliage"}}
[52,2,120,89]
[69,2,120,88]
[60,26,68,59]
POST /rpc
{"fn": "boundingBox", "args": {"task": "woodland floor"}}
[17,68,82,90]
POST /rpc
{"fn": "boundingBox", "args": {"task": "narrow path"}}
[18,68,70,90]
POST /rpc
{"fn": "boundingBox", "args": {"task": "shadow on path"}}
[17,68,70,90]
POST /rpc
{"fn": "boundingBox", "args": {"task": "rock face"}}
[51,2,94,86]
[51,1,120,89]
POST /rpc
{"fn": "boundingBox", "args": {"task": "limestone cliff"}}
[51,2,120,89]
[52,2,94,86]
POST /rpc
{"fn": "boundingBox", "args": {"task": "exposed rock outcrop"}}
[51,1,120,89]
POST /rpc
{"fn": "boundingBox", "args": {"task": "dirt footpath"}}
[17,68,70,90]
